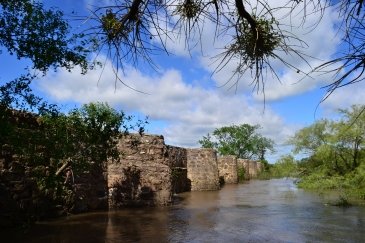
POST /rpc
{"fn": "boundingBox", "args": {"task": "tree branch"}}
[235,0,256,30]
[55,158,71,176]
[120,0,143,25]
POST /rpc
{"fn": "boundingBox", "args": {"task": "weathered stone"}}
[186,148,220,191]
[218,156,238,184]
[237,159,263,179]
[1,109,263,226]
[249,160,258,178]
[108,134,174,207]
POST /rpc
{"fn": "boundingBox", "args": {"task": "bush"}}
[238,167,246,182]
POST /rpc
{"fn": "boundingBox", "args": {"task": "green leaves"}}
[0,0,88,73]
[290,105,365,175]
[0,102,147,210]
[198,123,274,160]
[289,119,332,155]
[270,154,298,178]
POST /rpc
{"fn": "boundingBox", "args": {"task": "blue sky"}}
[2,0,365,163]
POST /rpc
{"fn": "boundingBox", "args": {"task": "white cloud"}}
[37,61,297,161]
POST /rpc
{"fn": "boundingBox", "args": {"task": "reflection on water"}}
[4,179,365,242]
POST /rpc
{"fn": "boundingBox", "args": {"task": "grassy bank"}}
[297,163,365,202]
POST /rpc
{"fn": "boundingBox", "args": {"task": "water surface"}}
[5,179,365,242]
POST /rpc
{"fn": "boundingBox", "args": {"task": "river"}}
[4,179,365,242]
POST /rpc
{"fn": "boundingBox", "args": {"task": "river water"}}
[5,179,365,242]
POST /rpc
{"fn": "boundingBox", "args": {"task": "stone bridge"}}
[1,130,263,227]
[107,134,263,207]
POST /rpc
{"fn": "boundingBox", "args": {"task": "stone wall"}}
[248,160,258,178]
[0,147,108,228]
[0,109,108,227]
[237,159,250,180]
[167,146,190,193]
[107,136,225,207]
[186,148,220,191]
[1,108,267,227]
[1,108,265,227]
[257,162,264,173]
[72,165,108,212]
[237,159,263,179]
[0,152,37,228]
[217,155,238,184]
[108,134,173,207]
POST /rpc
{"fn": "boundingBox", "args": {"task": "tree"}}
[82,0,365,97]
[0,0,93,114]
[198,123,274,160]
[333,105,365,170]
[289,105,365,197]
[270,154,298,178]
[288,119,332,155]
[289,105,365,175]
[0,102,147,213]
[0,0,88,73]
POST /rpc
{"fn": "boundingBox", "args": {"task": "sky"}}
[2,0,365,163]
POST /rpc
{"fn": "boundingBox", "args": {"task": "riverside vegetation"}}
[202,106,365,205]
[0,101,146,225]
[260,105,365,205]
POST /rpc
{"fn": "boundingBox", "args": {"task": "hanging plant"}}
[175,0,201,19]
[101,10,131,42]
[234,16,281,65]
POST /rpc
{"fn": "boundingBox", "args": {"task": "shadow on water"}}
[3,179,365,242]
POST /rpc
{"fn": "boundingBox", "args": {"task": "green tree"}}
[0,0,88,73]
[199,124,274,160]
[270,155,298,178]
[0,102,146,213]
[335,106,365,170]
[289,119,332,155]
[0,0,92,114]
[198,133,216,149]
[290,105,365,175]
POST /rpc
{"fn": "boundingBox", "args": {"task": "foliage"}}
[0,0,92,119]
[315,0,365,101]
[198,124,274,160]
[269,155,298,178]
[0,0,89,73]
[237,166,246,182]
[0,102,147,212]
[198,133,215,149]
[288,105,365,200]
[235,16,280,61]
[288,119,332,155]
[1,0,365,100]
[291,105,365,176]
[83,0,308,92]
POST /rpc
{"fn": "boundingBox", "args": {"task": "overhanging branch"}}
[235,0,256,30]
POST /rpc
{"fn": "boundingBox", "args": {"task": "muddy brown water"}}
[4,179,365,242]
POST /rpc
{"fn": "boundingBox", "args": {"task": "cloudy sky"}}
[2,0,364,162]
